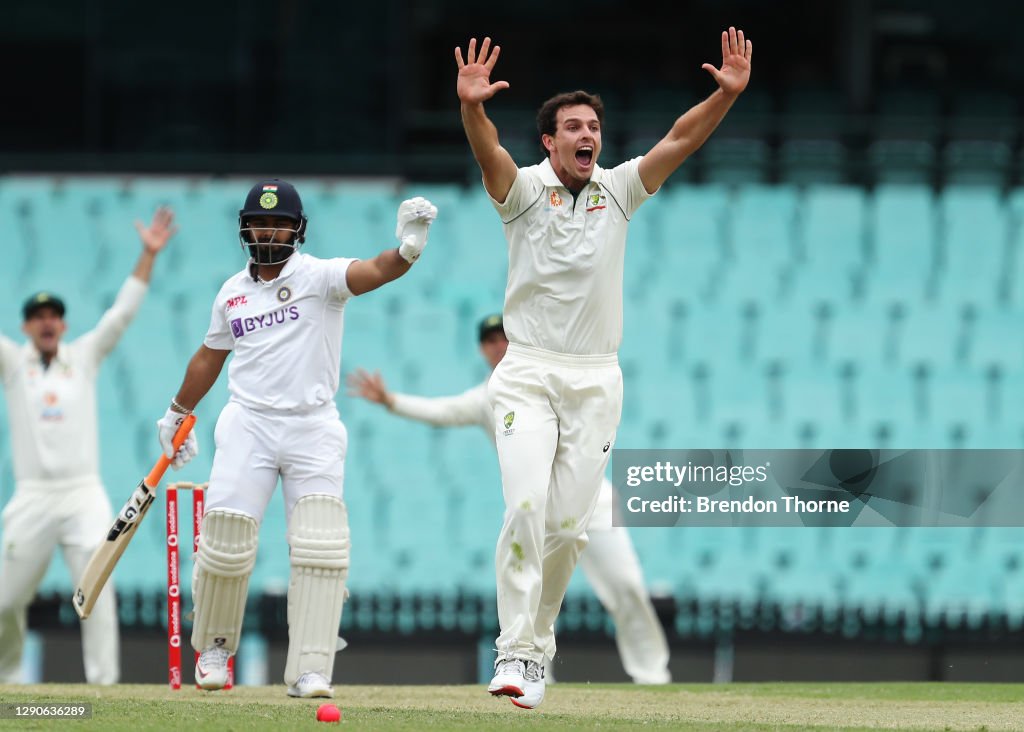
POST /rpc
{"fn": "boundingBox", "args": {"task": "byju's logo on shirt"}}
[230,305,299,338]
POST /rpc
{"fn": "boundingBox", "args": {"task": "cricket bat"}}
[73,414,196,620]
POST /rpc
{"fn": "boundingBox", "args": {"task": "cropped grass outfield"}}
[1,683,1022,730]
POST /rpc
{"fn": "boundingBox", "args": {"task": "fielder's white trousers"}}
[0,478,119,684]
[580,479,672,684]
[489,343,622,664]
[206,401,348,523]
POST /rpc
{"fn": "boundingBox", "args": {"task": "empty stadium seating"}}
[1,174,1021,631]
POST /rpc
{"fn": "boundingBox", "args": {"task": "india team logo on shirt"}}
[277,286,292,302]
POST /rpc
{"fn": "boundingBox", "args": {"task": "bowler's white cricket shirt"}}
[490,157,654,356]
[205,253,356,413]
[0,276,147,488]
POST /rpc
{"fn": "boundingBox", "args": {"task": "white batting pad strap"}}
[284,494,350,686]
[191,510,258,654]
[289,537,349,568]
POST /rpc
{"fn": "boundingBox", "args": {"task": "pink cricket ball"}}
[316,703,341,723]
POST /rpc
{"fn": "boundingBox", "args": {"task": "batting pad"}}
[190,509,258,654]
[285,494,350,685]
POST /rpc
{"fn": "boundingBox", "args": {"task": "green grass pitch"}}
[1,683,1021,730]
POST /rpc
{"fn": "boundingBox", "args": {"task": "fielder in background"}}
[0,207,177,684]
[348,314,672,689]
[156,179,437,698]
[455,28,752,707]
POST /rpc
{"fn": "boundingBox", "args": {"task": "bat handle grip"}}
[146,413,196,487]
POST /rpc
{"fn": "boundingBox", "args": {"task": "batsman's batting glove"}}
[395,196,438,263]
[157,406,199,470]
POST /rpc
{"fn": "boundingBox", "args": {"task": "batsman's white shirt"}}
[0,276,147,488]
[490,157,654,356]
[204,253,356,412]
[389,384,613,529]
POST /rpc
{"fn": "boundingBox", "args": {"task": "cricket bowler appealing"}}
[455,27,751,707]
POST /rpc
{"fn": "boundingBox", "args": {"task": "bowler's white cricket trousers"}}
[0,478,120,684]
[489,342,622,664]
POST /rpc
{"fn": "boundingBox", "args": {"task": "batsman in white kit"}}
[348,314,671,687]
[456,29,752,707]
[156,179,436,698]
[0,208,177,684]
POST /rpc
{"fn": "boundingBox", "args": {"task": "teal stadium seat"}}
[897,301,962,369]
[865,185,936,304]
[783,364,844,438]
[937,186,1005,303]
[727,185,799,301]
[758,527,843,614]
[792,185,868,305]
[840,530,922,623]
[676,528,765,614]
[826,301,896,368]
[657,184,731,302]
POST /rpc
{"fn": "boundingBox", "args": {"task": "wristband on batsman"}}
[170,398,192,415]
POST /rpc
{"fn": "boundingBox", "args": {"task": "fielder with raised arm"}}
[348,314,671,690]
[0,208,177,684]
[155,179,436,698]
[455,28,752,707]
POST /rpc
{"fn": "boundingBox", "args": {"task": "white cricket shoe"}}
[195,646,231,690]
[510,660,545,709]
[287,671,334,698]
[487,657,526,698]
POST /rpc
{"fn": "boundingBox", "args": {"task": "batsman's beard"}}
[249,243,295,265]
